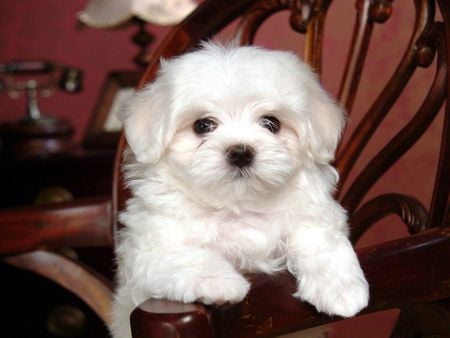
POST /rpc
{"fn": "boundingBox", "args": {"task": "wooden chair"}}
[1,0,449,337]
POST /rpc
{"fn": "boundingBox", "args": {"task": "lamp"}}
[78,0,197,66]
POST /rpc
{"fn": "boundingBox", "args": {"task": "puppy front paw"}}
[194,273,251,305]
[295,269,369,317]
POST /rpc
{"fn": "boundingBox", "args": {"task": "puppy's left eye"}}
[260,116,281,133]
[193,118,218,134]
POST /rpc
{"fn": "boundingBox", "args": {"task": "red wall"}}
[0,0,170,142]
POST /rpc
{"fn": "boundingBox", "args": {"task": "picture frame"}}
[83,71,141,148]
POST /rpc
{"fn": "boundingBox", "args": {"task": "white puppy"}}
[111,42,369,338]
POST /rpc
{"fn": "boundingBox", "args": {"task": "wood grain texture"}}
[0,196,113,254]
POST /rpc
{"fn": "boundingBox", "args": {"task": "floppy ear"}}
[306,80,346,163]
[119,77,173,164]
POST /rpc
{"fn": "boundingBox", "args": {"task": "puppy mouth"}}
[232,167,253,180]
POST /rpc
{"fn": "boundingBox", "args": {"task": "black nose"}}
[226,144,255,168]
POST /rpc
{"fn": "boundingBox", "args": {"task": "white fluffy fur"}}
[111,42,369,338]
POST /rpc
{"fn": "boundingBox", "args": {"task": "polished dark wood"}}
[0,196,113,254]
[337,0,439,196]
[0,147,115,336]
[130,300,214,338]
[349,193,429,243]
[0,147,115,207]
[391,301,450,337]
[435,0,450,230]
[0,117,74,158]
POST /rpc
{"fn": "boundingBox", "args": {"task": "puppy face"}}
[121,43,345,206]
[167,98,302,204]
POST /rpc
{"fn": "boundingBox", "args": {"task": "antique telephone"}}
[0,61,83,157]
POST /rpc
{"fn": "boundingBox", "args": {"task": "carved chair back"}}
[114,0,450,246]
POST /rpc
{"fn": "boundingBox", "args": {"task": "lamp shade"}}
[78,0,197,27]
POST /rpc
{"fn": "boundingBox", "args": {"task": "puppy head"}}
[121,42,345,205]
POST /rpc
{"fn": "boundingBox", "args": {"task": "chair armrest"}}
[130,300,214,338]
[0,196,113,254]
[130,226,450,338]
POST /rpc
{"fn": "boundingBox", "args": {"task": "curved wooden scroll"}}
[350,193,429,243]
[235,0,332,72]
[342,22,447,213]
[337,0,391,113]
[429,0,450,229]
[3,250,113,325]
[336,0,436,188]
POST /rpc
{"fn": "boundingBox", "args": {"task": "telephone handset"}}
[0,60,83,92]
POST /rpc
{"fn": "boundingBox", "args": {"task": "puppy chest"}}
[201,220,285,271]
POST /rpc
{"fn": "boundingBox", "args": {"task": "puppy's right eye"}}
[193,118,218,134]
